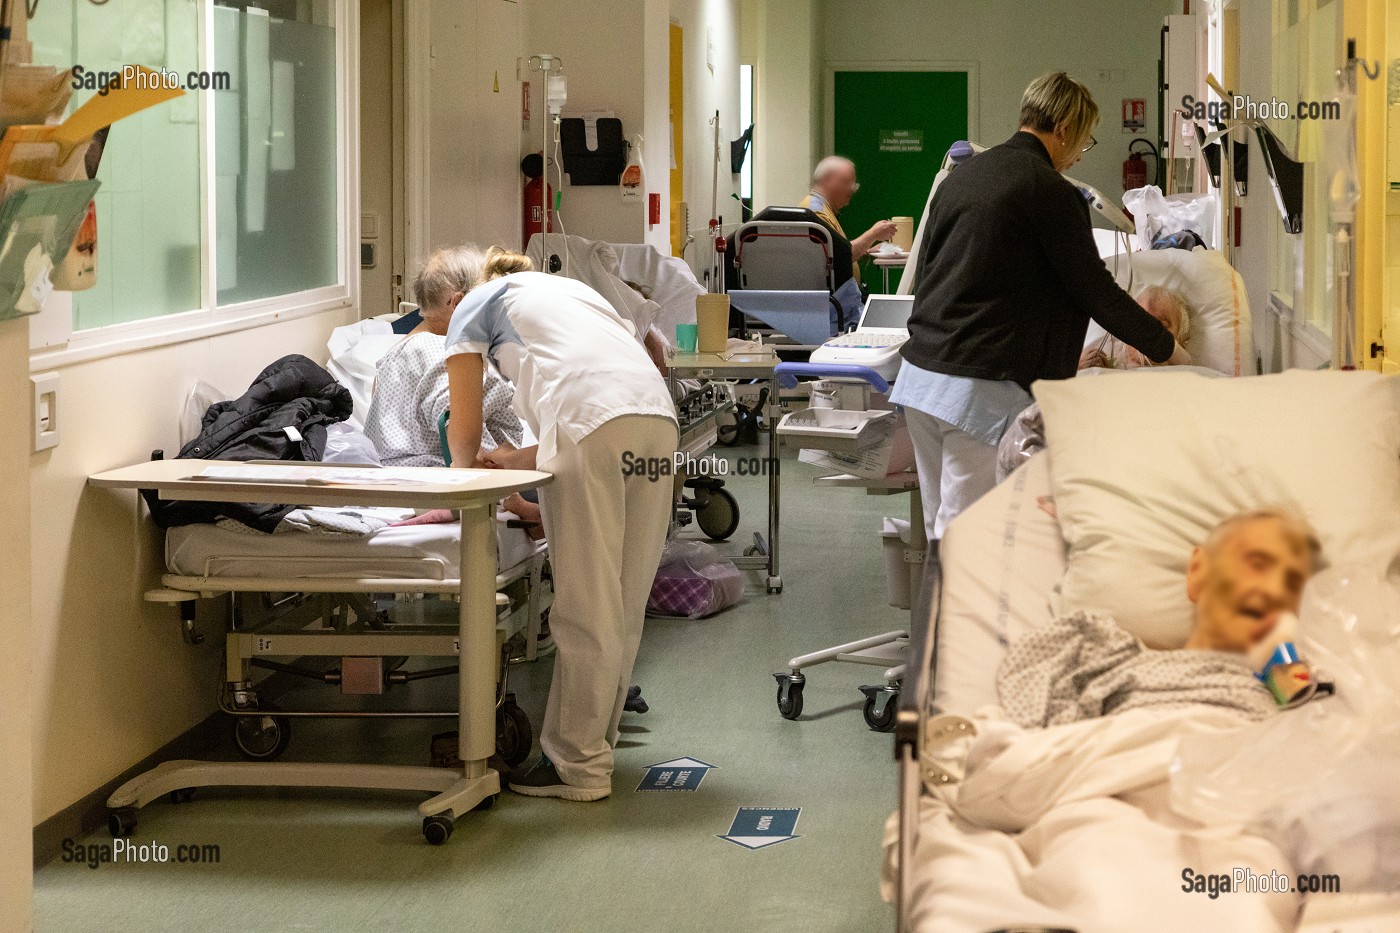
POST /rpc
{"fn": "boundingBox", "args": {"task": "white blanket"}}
[884,706,1301,933]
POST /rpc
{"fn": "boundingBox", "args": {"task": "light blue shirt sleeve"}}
[444,279,514,359]
[888,360,1033,446]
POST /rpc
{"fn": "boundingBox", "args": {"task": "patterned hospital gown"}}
[996,612,1278,728]
[365,333,523,467]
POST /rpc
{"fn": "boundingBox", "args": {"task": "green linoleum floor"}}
[34,448,908,933]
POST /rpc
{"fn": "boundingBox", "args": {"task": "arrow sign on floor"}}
[636,757,717,792]
[718,807,802,850]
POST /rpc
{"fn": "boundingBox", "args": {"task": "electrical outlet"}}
[31,372,59,452]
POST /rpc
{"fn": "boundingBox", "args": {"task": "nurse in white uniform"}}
[443,247,678,801]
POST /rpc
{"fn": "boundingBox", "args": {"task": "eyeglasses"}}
[1081,136,1098,153]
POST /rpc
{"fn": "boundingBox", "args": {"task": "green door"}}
[833,70,969,293]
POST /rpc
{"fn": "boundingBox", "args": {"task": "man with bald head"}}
[800,156,899,281]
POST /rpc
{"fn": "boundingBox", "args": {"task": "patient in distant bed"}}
[365,247,543,537]
[997,509,1318,727]
[1078,285,1194,370]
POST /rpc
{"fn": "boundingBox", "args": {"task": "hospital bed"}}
[93,461,550,846]
[887,365,1400,930]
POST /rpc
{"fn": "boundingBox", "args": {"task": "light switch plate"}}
[31,371,59,452]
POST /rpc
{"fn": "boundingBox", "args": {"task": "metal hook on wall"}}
[1344,39,1380,82]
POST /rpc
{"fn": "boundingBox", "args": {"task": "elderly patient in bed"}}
[997,509,1318,728]
[1079,284,1194,370]
[365,246,543,537]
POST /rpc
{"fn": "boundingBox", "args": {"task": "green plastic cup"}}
[676,323,699,353]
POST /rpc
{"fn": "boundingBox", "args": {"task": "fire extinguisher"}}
[521,152,553,248]
[1122,139,1158,192]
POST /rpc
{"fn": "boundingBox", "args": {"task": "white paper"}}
[191,464,490,486]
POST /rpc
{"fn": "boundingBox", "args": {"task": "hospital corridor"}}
[5,1,1400,932]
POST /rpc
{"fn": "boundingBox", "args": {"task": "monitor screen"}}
[861,296,915,329]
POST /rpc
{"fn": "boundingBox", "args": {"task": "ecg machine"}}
[809,294,915,381]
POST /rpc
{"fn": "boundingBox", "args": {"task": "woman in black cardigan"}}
[890,72,1188,546]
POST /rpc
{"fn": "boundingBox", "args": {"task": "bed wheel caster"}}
[472,794,498,813]
[108,807,138,838]
[860,685,899,732]
[422,815,454,845]
[766,576,782,594]
[169,788,196,804]
[774,673,804,720]
[496,696,533,768]
[233,715,292,761]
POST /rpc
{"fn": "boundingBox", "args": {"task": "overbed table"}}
[87,459,550,843]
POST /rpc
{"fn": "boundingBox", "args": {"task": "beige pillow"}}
[1036,370,1400,648]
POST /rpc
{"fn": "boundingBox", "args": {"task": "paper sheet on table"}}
[191,464,490,486]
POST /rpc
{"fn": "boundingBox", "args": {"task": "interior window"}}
[29,0,203,330]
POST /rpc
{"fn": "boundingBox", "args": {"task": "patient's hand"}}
[502,492,545,541]
[480,445,539,471]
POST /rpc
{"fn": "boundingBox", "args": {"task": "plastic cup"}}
[676,323,699,353]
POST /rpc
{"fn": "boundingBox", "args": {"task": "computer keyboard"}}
[823,332,906,349]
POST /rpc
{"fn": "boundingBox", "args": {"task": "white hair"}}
[1135,284,1192,343]
[812,155,855,185]
[412,245,488,314]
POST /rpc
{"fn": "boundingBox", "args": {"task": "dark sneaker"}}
[506,756,610,802]
[624,685,649,714]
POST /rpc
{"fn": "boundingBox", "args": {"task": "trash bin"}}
[881,516,914,609]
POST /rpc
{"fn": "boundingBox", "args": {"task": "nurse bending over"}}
[443,247,679,802]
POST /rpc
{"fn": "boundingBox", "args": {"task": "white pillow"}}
[1089,247,1253,376]
[1036,370,1400,648]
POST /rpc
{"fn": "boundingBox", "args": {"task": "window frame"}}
[28,0,359,372]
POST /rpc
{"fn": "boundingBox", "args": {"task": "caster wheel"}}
[766,576,783,594]
[169,788,196,804]
[234,715,292,761]
[423,815,454,845]
[743,546,759,557]
[496,697,533,767]
[696,487,741,541]
[108,807,137,838]
[862,690,899,732]
[774,674,804,720]
[472,794,498,813]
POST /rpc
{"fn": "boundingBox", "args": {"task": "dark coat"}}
[142,354,352,531]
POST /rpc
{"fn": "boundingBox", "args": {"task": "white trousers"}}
[536,414,678,788]
[903,408,999,545]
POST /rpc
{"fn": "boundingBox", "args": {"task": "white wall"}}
[819,0,1178,198]
[669,0,743,258]
[1,319,33,930]
[521,0,653,245]
[749,0,821,209]
[28,307,355,824]
[423,0,526,253]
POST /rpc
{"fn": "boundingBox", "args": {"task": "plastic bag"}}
[321,422,383,465]
[995,403,1044,483]
[1121,185,1218,251]
[1169,560,1400,892]
[180,381,226,446]
[647,538,743,619]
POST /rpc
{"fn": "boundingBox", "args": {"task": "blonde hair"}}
[483,246,533,280]
[1019,72,1099,152]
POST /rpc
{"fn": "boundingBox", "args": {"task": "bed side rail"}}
[894,550,941,933]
